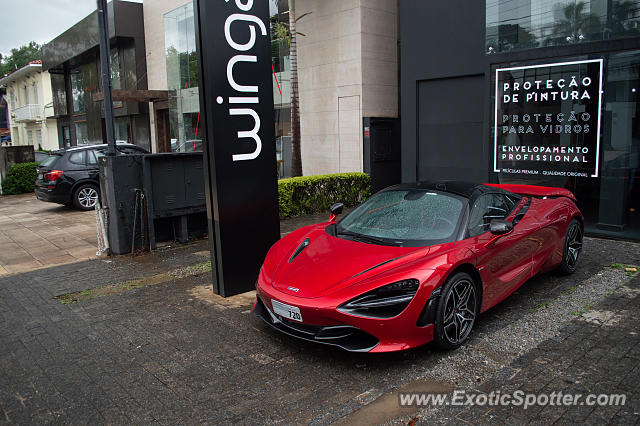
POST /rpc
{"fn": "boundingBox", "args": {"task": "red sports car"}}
[253,181,583,353]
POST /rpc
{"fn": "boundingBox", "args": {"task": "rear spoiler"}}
[484,183,577,202]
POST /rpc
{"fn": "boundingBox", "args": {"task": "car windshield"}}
[38,154,61,168]
[336,189,465,246]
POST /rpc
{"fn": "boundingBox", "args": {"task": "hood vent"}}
[352,256,402,278]
[289,238,311,263]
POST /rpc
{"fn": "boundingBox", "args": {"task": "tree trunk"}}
[289,0,303,177]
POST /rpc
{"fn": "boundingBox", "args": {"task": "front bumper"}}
[253,270,447,352]
[254,297,380,352]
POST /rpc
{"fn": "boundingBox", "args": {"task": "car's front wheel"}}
[73,184,99,211]
[558,218,583,274]
[434,272,478,350]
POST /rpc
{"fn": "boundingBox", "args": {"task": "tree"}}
[0,41,42,77]
[551,2,602,44]
[272,1,310,177]
[609,0,640,36]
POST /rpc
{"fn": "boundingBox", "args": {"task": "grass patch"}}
[533,300,551,310]
[55,261,213,304]
[608,263,639,277]
[572,302,592,317]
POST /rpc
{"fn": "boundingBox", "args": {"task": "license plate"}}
[271,299,303,322]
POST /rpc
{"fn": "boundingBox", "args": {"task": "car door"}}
[86,149,103,184]
[65,150,89,185]
[467,193,538,309]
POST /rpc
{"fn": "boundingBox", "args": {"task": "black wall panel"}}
[399,0,488,183]
[416,76,486,182]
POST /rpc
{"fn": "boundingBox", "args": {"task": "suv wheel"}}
[73,184,99,211]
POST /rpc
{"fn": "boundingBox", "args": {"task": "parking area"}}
[0,230,639,423]
[0,193,98,275]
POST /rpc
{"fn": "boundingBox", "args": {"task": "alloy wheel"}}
[78,187,98,209]
[442,279,476,344]
[566,222,583,269]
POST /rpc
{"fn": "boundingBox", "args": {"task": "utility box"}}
[142,153,207,249]
[363,117,401,193]
[99,152,207,254]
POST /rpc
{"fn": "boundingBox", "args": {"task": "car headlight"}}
[337,279,420,319]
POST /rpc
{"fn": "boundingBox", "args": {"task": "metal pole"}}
[97,0,116,155]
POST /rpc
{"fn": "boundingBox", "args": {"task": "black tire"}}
[558,219,583,275]
[72,184,99,211]
[434,272,478,350]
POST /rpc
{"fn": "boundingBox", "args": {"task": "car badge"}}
[287,286,300,292]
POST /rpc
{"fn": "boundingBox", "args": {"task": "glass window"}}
[115,117,131,143]
[27,130,33,145]
[24,86,29,105]
[110,47,123,108]
[39,155,61,168]
[71,70,85,113]
[87,150,98,166]
[33,82,38,105]
[486,0,640,53]
[75,122,89,145]
[51,74,67,116]
[468,194,512,237]
[338,189,465,245]
[68,151,85,165]
[165,3,203,152]
[494,51,640,241]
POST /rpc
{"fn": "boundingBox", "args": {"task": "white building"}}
[0,60,59,151]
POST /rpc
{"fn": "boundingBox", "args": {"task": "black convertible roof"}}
[382,181,518,200]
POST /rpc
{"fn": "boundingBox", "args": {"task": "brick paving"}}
[415,275,640,425]
[0,194,98,275]
[0,210,639,423]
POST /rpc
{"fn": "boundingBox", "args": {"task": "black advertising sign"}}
[194,0,280,296]
[493,59,604,178]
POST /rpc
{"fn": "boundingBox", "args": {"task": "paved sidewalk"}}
[0,194,98,275]
[0,214,639,423]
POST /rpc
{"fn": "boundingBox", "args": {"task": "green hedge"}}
[278,172,371,218]
[1,162,39,195]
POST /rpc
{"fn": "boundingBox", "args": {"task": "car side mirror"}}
[329,202,344,222]
[489,219,513,235]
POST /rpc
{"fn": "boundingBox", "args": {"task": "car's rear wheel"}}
[434,272,478,350]
[559,219,583,274]
[73,184,99,211]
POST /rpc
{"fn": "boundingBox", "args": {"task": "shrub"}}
[278,172,371,218]
[1,162,39,195]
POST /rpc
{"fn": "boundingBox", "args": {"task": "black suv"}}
[35,143,147,210]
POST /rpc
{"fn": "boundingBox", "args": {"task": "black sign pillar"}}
[194,0,280,297]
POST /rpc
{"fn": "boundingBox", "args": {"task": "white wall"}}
[4,66,59,151]
[296,0,398,176]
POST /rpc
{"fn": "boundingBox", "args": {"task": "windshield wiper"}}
[336,229,402,246]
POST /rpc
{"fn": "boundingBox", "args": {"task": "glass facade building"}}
[400,0,640,242]
[42,1,150,150]
[163,1,292,175]
[486,1,640,240]
[486,0,640,53]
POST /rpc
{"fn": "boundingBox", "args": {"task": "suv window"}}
[68,151,86,165]
[468,194,514,237]
[87,150,99,166]
[39,155,61,168]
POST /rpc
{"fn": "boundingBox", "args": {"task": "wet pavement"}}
[0,211,639,424]
[0,194,98,275]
